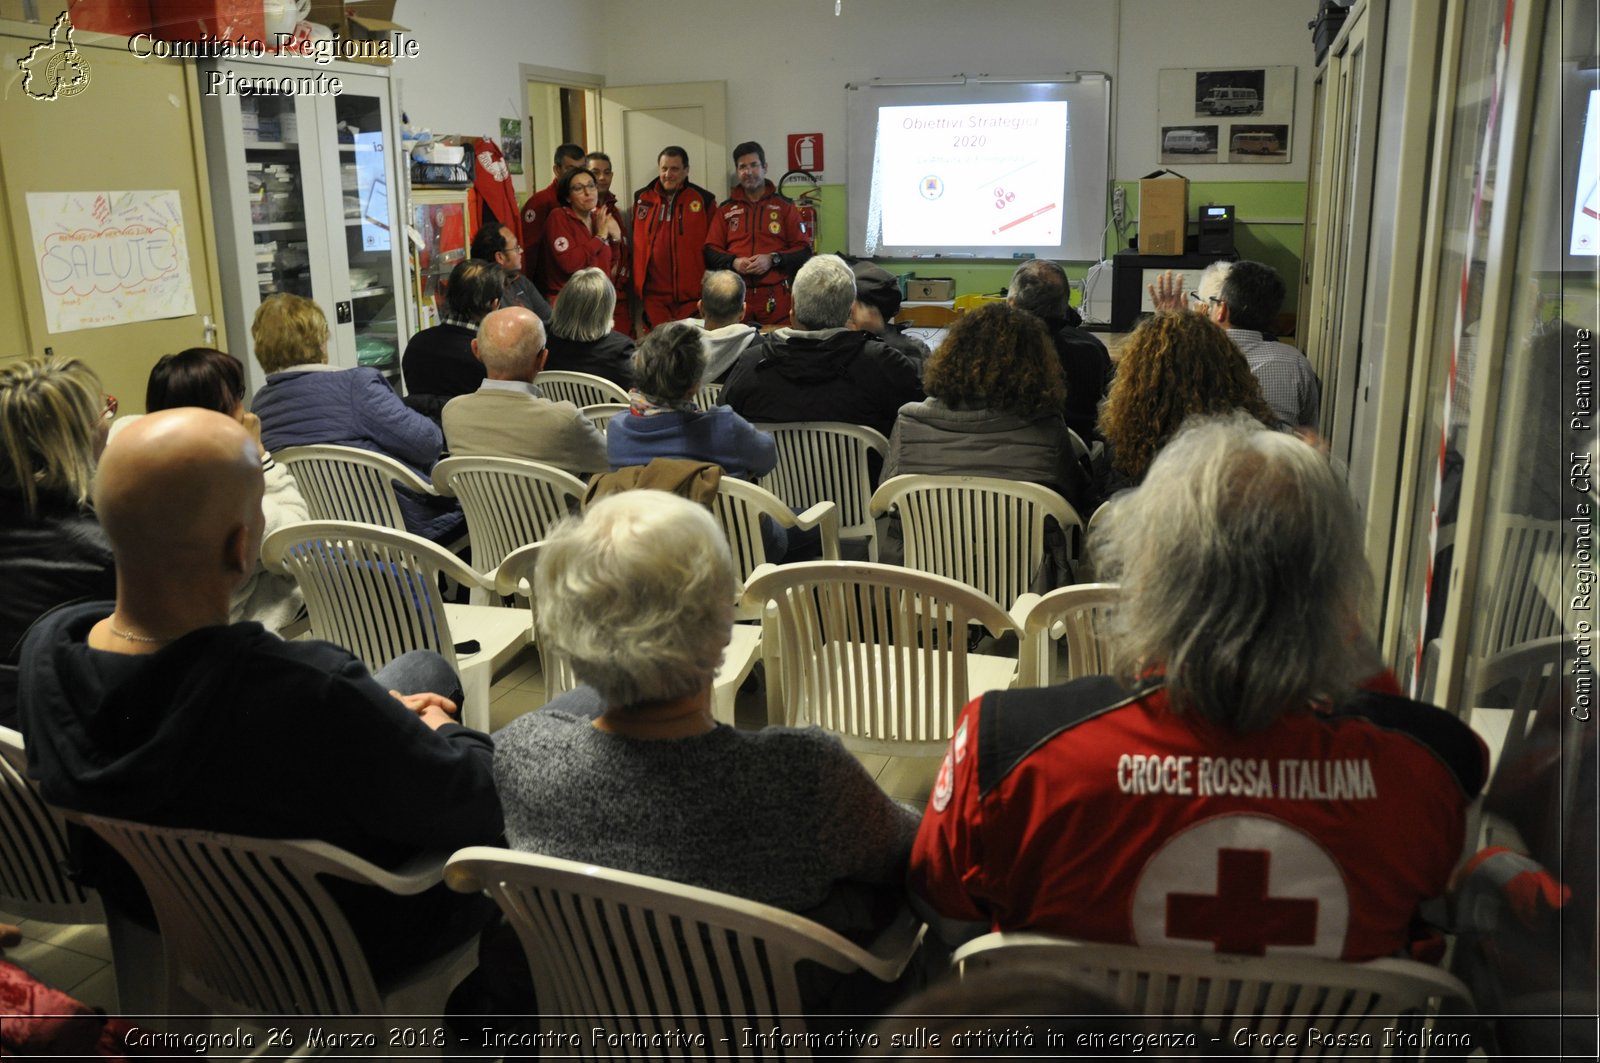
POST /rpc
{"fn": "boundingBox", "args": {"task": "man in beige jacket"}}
[441,306,607,476]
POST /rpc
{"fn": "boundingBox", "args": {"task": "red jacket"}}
[704,180,811,288]
[631,178,717,304]
[539,206,613,298]
[910,677,1486,962]
[519,179,559,286]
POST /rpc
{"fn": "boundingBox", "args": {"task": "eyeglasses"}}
[1189,290,1223,308]
[503,244,523,253]
[569,182,598,193]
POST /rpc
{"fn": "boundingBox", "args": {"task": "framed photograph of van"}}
[1158,65,1296,164]
[1159,125,1219,163]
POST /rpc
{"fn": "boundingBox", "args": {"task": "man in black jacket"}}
[18,408,502,978]
[723,254,924,441]
[1008,259,1114,443]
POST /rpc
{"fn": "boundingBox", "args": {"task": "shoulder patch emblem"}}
[689,199,702,212]
[524,208,537,223]
[636,203,650,221]
[953,719,969,764]
[768,220,782,234]
[931,751,954,812]
[553,236,570,253]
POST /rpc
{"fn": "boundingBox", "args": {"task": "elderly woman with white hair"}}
[909,414,1487,960]
[492,492,916,977]
[543,266,636,391]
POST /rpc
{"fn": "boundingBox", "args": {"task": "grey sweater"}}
[493,687,917,925]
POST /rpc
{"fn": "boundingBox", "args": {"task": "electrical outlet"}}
[1112,186,1126,225]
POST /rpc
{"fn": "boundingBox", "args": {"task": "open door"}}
[0,25,223,412]
[600,81,728,203]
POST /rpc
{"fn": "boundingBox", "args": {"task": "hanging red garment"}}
[471,137,520,233]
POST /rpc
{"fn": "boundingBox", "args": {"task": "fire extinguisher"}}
[779,169,820,249]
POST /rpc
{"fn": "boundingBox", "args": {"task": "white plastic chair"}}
[712,477,841,620]
[1013,583,1121,688]
[74,813,474,1055]
[444,848,923,1053]
[536,370,630,407]
[1,727,166,1014]
[870,474,1084,611]
[578,402,630,430]
[692,380,723,410]
[1474,515,1563,656]
[743,561,1021,753]
[275,444,436,531]
[954,932,1475,1055]
[261,520,529,732]
[431,456,584,603]
[493,543,762,727]
[754,421,890,560]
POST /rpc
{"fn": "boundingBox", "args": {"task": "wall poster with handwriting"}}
[27,190,197,333]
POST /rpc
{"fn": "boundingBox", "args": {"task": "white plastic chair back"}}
[445,847,922,1054]
[744,561,1019,756]
[0,726,101,923]
[712,477,840,620]
[263,520,463,674]
[954,933,1474,1054]
[1467,636,1577,850]
[537,370,630,408]
[76,814,472,1046]
[431,457,583,577]
[494,543,579,704]
[1475,515,1563,655]
[579,402,629,430]
[871,474,1083,611]
[275,444,433,530]
[692,381,723,410]
[1015,583,1121,688]
[754,421,889,560]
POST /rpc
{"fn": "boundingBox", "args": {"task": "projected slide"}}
[1571,89,1600,255]
[875,100,1068,247]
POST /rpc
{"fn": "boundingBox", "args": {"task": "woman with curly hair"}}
[1098,310,1277,488]
[882,300,1093,515]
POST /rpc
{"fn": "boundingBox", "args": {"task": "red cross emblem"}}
[1166,849,1318,955]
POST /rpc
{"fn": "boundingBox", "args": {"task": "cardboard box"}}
[906,278,954,301]
[307,0,409,63]
[1139,169,1189,256]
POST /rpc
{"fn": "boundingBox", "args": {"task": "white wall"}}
[595,0,1312,190]
[390,1,604,144]
[1114,0,1314,181]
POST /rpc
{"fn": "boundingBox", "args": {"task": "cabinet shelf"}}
[245,140,298,151]
[252,221,305,232]
[350,287,392,298]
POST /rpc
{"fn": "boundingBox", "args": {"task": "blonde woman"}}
[544,267,636,391]
[249,293,459,542]
[0,355,116,726]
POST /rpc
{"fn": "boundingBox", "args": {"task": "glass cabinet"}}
[201,57,413,396]
[410,187,475,330]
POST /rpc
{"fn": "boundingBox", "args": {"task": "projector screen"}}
[846,75,1111,261]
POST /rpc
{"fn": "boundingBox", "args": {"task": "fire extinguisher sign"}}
[786,133,823,174]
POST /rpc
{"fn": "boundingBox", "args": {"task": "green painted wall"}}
[803,180,1307,311]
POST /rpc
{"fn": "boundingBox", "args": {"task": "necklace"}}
[107,620,176,644]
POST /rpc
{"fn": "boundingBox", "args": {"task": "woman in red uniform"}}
[540,167,621,303]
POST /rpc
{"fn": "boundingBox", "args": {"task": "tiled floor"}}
[0,910,118,1013]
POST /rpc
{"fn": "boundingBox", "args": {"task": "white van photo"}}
[1163,129,1213,154]
[1231,131,1282,154]
[1200,86,1261,115]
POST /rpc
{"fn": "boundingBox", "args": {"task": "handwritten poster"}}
[27,190,197,333]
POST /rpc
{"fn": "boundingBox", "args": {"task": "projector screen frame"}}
[845,73,1112,262]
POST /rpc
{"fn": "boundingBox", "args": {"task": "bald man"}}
[17,409,502,977]
[441,306,608,474]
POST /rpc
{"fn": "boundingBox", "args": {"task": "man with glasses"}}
[1149,261,1321,430]
[705,141,812,326]
[471,222,551,322]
